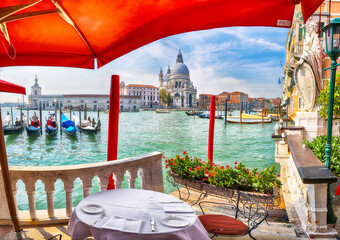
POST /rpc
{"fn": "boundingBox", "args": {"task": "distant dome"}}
[171,49,189,75]
[171,63,189,75]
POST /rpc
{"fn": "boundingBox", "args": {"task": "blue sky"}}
[0,26,289,103]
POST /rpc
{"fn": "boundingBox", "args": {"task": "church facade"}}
[159,50,197,108]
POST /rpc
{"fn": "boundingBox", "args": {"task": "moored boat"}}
[2,112,26,135]
[45,113,58,136]
[226,114,272,124]
[198,114,223,119]
[26,125,41,135]
[185,110,203,116]
[73,115,100,134]
[155,109,170,113]
[61,113,77,135]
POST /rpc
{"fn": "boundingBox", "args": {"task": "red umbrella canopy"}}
[0,79,25,95]
[0,0,323,69]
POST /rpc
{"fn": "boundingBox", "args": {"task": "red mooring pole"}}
[107,75,120,189]
[208,96,216,162]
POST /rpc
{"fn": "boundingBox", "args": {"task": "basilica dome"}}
[171,63,189,75]
[171,50,189,76]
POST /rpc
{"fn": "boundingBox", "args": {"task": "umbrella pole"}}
[0,109,21,232]
[208,96,216,162]
[107,75,120,189]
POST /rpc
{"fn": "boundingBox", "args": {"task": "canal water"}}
[2,108,279,210]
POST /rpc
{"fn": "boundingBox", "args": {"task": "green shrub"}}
[164,151,282,194]
[304,135,340,176]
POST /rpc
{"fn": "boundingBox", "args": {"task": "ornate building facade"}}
[29,76,141,112]
[159,50,197,108]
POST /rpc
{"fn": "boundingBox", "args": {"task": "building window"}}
[94,100,97,103]
[35,90,37,95]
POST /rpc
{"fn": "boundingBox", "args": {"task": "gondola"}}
[61,113,77,135]
[185,110,203,116]
[26,125,41,135]
[3,125,24,135]
[73,115,100,134]
[198,114,223,119]
[3,112,26,135]
[45,114,58,136]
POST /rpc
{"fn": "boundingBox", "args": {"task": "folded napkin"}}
[163,204,194,213]
[101,216,143,233]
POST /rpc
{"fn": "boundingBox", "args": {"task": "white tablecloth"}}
[67,189,210,240]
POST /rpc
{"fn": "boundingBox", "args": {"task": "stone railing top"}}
[9,152,162,173]
[285,133,337,184]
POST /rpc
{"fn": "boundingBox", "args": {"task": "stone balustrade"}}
[0,152,163,226]
[273,127,337,239]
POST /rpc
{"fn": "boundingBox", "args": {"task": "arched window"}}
[179,82,181,88]
[175,82,178,88]
[175,93,180,97]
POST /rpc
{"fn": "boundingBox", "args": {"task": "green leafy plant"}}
[317,73,340,118]
[164,152,282,194]
[303,135,340,176]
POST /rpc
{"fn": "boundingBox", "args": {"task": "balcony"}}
[0,152,163,226]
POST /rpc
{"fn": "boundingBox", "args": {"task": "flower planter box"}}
[170,173,280,209]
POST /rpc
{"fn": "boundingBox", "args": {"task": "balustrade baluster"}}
[45,181,55,218]
[81,177,93,198]
[139,168,147,190]
[127,169,138,189]
[64,181,74,217]
[113,171,125,189]
[25,182,37,220]
[98,175,108,192]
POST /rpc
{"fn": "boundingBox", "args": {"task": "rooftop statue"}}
[294,21,323,111]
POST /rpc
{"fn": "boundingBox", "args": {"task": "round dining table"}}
[66,188,210,240]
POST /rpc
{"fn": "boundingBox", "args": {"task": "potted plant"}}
[165,152,282,207]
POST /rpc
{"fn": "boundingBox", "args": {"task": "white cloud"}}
[217,28,285,51]
[0,27,287,103]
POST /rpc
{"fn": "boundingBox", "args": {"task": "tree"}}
[159,89,168,106]
[166,93,172,107]
[318,73,340,118]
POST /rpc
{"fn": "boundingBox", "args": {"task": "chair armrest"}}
[198,201,236,215]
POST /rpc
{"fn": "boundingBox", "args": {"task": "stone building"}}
[29,76,141,111]
[120,82,159,108]
[159,50,197,108]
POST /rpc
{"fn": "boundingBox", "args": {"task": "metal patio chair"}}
[198,191,268,240]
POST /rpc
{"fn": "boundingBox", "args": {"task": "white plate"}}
[161,216,189,228]
[82,204,104,214]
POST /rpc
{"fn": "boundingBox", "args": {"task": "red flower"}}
[171,169,174,173]
[234,161,237,164]
[183,151,187,155]
[235,166,238,169]
[278,174,280,177]
[162,156,165,159]
[226,165,229,168]
[336,184,340,196]
[196,166,201,171]
[203,178,207,181]
[203,161,206,164]
[189,168,192,172]
[211,171,215,175]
